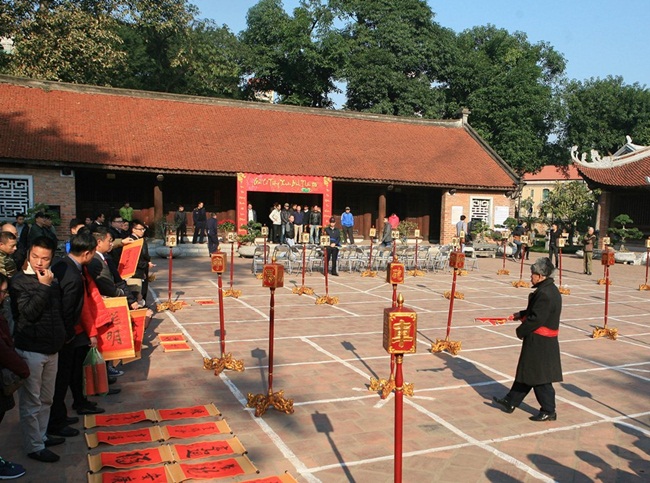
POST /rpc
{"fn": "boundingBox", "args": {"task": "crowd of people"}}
[0,209,154,478]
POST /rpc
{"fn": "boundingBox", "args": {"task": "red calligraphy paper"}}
[89,410,154,428]
[240,475,299,483]
[97,297,136,361]
[130,308,148,354]
[118,238,144,279]
[91,465,170,483]
[158,333,186,343]
[161,342,192,352]
[87,446,174,472]
[171,438,246,461]
[179,456,257,480]
[86,427,163,448]
[157,403,220,421]
[161,420,231,440]
[194,299,216,305]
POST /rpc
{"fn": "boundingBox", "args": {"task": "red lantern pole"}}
[301,242,307,287]
[559,247,563,286]
[263,238,268,264]
[368,237,374,270]
[268,287,276,393]
[645,247,649,286]
[394,354,404,483]
[519,245,526,280]
[445,269,458,340]
[168,246,173,302]
[218,273,226,357]
[502,239,507,270]
[603,265,609,329]
[229,241,235,291]
[323,247,329,297]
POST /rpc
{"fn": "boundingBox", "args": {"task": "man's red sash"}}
[533,326,559,337]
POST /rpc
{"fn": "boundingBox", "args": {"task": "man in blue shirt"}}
[340,207,354,245]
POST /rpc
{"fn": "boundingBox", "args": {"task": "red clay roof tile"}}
[0,79,518,189]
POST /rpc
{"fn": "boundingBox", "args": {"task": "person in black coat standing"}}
[493,257,563,422]
[192,202,207,244]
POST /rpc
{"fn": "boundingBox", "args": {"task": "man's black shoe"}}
[76,406,106,415]
[65,416,80,425]
[107,387,121,395]
[72,400,97,410]
[108,375,117,385]
[48,426,80,437]
[28,449,60,463]
[43,436,65,447]
[529,412,557,422]
[331,272,339,276]
[492,396,516,414]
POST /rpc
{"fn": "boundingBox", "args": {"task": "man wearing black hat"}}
[27,213,57,247]
[324,217,341,276]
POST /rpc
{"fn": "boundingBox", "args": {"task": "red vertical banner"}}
[97,297,136,361]
[118,238,144,279]
[236,173,333,234]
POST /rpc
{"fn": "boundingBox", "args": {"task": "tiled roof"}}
[0,77,518,189]
[523,164,582,181]
[576,156,650,188]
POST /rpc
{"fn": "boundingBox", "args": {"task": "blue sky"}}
[191,0,648,97]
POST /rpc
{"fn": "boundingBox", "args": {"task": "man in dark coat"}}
[192,202,207,244]
[323,217,341,276]
[493,257,563,422]
[548,223,561,268]
[206,213,219,255]
[10,236,66,462]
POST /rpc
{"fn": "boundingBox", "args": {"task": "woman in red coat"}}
[493,257,563,422]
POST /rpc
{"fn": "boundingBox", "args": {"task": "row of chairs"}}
[251,243,479,275]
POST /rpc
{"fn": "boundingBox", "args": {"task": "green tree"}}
[241,0,344,107]
[561,76,650,155]
[608,214,643,252]
[333,0,452,117]
[440,25,566,175]
[538,181,599,233]
[2,1,126,84]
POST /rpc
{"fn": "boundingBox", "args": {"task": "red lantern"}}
[383,295,417,354]
[601,250,615,266]
[262,263,284,288]
[211,252,227,273]
[449,252,465,269]
[387,261,405,284]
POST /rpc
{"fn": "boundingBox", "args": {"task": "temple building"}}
[572,137,650,235]
[0,75,520,242]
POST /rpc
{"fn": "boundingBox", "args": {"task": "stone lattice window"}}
[0,175,33,219]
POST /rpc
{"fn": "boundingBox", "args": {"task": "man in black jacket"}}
[49,233,101,440]
[10,236,66,463]
[192,202,207,244]
[493,257,563,422]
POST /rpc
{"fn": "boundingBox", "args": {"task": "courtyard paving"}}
[1,247,649,482]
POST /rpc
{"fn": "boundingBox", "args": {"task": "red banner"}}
[236,172,332,234]
[97,297,136,361]
[118,238,144,279]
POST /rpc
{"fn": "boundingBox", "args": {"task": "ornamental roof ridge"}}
[571,137,650,169]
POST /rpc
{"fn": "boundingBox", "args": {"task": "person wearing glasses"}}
[128,221,154,303]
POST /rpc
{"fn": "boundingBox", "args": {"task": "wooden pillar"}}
[362,212,372,240]
[154,183,163,223]
[378,192,387,232]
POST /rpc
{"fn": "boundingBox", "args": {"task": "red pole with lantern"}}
[408,229,424,276]
[316,234,338,304]
[204,250,244,374]
[383,293,417,483]
[156,226,183,312]
[293,232,314,295]
[558,236,570,294]
[592,249,618,340]
[369,252,405,398]
[512,236,530,288]
[362,227,377,277]
[497,238,509,275]
[640,237,650,290]
[432,251,463,355]
[223,232,241,298]
[247,259,294,417]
